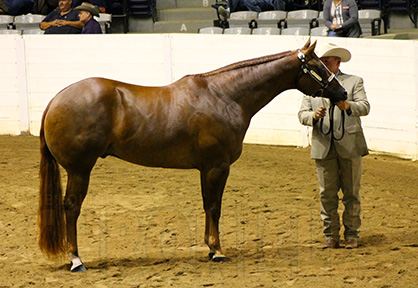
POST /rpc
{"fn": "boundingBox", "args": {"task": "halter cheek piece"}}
[297,50,345,141]
[297,50,335,97]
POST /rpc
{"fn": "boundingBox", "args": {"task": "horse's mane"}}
[195,50,293,77]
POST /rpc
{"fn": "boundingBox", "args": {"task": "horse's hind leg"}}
[200,163,230,262]
[64,170,92,272]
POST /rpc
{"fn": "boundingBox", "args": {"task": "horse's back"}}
[43,77,198,169]
[43,76,246,170]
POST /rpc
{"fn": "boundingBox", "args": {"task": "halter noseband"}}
[297,50,335,97]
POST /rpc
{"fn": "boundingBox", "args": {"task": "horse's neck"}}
[209,53,299,119]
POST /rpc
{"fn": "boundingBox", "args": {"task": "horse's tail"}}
[38,108,66,258]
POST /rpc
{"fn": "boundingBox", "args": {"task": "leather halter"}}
[297,49,336,97]
[297,50,345,141]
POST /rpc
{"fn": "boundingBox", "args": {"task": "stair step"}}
[156,0,176,9]
[153,19,215,33]
[157,7,217,21]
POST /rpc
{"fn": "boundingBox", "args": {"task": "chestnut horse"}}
[39,39,346,272]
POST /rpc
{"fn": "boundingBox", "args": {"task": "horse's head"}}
[295,39,347,104]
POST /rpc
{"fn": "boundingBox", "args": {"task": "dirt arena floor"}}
[1,135,417,287]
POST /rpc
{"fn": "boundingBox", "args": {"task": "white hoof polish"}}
[70,256,87,272]
[71,264,87,272]
[211,254,229,262]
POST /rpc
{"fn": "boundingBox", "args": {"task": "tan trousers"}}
[315,143,362,241]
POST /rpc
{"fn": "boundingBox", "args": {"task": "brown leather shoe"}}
[323,237,340,249]
[345,238,358,249]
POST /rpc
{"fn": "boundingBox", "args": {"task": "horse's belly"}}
[110,141,197,169]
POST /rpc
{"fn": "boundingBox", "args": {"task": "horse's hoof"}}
[210,255,229,262]
[71,264,87,272]
[208,252,215,260]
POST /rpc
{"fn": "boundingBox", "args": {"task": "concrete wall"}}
[1,34,418,159]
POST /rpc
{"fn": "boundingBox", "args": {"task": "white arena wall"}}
[1,34,418,159]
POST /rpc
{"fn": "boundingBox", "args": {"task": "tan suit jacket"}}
[298,71,370,159]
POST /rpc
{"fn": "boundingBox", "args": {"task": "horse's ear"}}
[302,37,311,49]
[305,40,317,57]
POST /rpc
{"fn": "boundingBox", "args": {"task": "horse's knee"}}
[207,164,229,178]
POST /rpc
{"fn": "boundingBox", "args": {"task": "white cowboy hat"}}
[316,42,351,62]
[75,2,100,17]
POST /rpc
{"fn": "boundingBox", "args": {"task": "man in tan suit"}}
[298,43,370,249]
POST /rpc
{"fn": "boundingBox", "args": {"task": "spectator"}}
[323,0,361,37]
[298,43,370,249]
[0,0,34,15]
[40,0,83,33]
[75,2,101,33]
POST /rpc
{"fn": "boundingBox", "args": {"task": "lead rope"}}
[319,104,345,141]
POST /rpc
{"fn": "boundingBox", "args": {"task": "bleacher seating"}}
[153,0,216,33]
[0,0,395,35]
[310,26,328,36]
[357,0,388,32]
[22,29,44,34]
[14,14,44,33]
[252,27,280,35]
[223,27,252,35]
[281,27,310,35]
[359,9,382,36]
[228,11,258,28]
[285,9,319,29]
[129,0,156,19]
[94,13,112,33]
[193,4,389,37]
[0,29,20,35]
[0,15,14,30]
[257,11,287,28]
[148,0,389,35]
[198,27,223,34]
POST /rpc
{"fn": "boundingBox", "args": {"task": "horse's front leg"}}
[64,172,90,272]
[200,163,230,262]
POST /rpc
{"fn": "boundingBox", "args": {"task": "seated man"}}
[75,2,102,34]
[40,0,83,34]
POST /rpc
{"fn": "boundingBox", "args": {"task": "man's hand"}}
[313,106,327,120]
[55,20,67,27]
[336,100,350,111]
